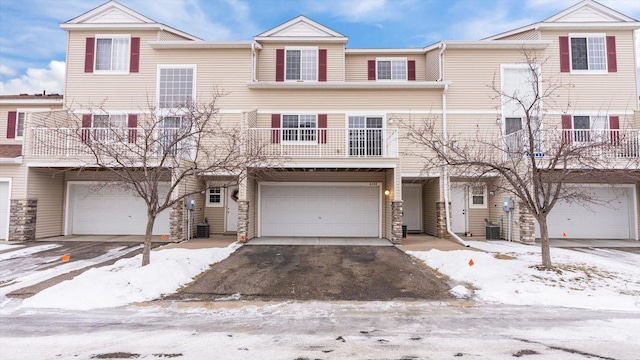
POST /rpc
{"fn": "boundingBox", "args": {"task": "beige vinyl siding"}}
[157,31,193,41]
[398,114,443,175]
[27,168,65,239]
[344,53,427,82]
[384,169,394,240]
[421,178,440,236]
[495,30,540,41]
[0,165,27,199]
[246,176,257,239]
[443,48,540,111]
[203,204,224,234]
[425,50,440,81]
[65,30,253,110]
[540,30,638,112]
[257,43,345,82]
[1,104,62,145]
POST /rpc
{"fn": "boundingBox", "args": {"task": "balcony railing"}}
[503,129,640,160]
[28,127,187,157]
[247,128,399,158]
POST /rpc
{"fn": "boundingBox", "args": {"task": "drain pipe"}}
[441,83,469,247]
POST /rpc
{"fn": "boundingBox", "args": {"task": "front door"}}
[225,185,239,233]
[402,184,422,232]
[451,184,467,234]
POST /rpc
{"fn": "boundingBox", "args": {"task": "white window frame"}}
[376,58,407,81]
[284,46,318,82]
[469,183,488,209]
[157,65,197,109]
[206,187,224,207]
[15,112,26,139]
[91,113,128,142]
[94,34,131,74]
[572,114,608,143]
[569,33,607,74]
[281,114,317,144]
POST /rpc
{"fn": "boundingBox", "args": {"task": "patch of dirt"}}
[493,253,517,260]
[512,349,539,357]
[91,352,140,359]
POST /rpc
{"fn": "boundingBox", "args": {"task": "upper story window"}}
[91,114,127,141]
[158,66,196,108]
[95,36,130,72]
[377,58,407,80]
[282,114,317,142]
[560,34,616,73]
[6,111,25,140]
[15,112,25,138]
[286,47,318,81]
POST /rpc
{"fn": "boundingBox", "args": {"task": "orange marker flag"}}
[563,232,567,238]
[61,255,70,262]
[468,259,475,266]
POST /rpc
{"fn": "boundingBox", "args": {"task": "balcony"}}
[503,129,640,160]
[247,128,399,159]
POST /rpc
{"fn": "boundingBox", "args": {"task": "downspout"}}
[441,83,469,247]
[438,42,446,81]
[251,42,257,82]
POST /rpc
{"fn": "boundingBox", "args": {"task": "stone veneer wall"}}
[518,201,535,244]
[9,199,37,241]
[391,200,403,244]
[170,203,184,242]
[435,202,450,238]
[237,200,249,243]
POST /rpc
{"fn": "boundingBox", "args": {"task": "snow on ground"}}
[0,243,25,252]
[408,240,640,311]
[20,243,240,310]
[0,243,58,261]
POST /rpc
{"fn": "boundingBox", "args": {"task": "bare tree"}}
[404,49,639,268]
[36,92,272,266]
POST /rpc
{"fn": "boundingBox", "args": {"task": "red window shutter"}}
[318,49,327,82]
[606,36,617,72]
[130,37,140,73]
[368,60,376,80]
[317,114,327,144]
[128,114,138,143]
[82,114,92,143]
[559,36,570,73]
[275,49,285,82]
[609,115,620,145]
[85,37,95,73]
[271,114,280,143]
[407,60,416,81]
[561,114,572,144]
[6,111,17,139]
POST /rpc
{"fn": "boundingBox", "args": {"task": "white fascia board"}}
[59,23,201,40]
[254,36,348,43]
[537,22,640,30]
[246,81,450,90]
[0,157,22,164]
[345,48,426,54]
[442,40,551,49]
[149,41,255,49]
[0,99,64,105]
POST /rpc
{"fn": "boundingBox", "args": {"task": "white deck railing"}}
[247,128,399,158]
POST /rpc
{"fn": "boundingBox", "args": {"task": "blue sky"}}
[0,0,639,95]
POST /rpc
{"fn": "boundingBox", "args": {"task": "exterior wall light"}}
[384,189,390,196]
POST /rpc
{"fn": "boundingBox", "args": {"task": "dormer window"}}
[377,58,407,80]
[286,47,318,81]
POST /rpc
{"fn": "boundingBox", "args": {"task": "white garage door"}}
[260,184,380,237]
[0,182,9,240]
[70,183,170,236]
[536,186,636,239]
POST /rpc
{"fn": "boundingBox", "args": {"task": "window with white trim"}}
[95,36,130,72]
[348,116,383,156]
[286,48,317,81]
[573,115,607,142]
[570,35,606,71]
[469,184,487,209]
[15,112,25,138]
[92,114,127,141]
[377,58,407,80]
[282,114,317,142]
[158,116,191,156]
[206,187,223,207]
[158,66,195,108]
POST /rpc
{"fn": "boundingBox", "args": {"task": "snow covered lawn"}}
[408,241,640,311]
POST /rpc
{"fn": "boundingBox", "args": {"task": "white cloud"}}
[0,61,65,95]
[0,65,15,76]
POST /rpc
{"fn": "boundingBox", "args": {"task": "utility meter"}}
[503,197,514,212]
[186,196,196,211]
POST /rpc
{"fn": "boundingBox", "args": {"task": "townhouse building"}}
[1,0,639,244]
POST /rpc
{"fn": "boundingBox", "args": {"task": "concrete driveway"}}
[164,244,453,302]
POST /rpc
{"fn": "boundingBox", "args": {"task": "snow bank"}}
[21,243,240,310]
[409,241,640,311]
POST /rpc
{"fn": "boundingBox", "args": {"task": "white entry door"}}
[451,184,467,234]
[225,185,239,233]
[402,184,422,232]
[0,181,9,240]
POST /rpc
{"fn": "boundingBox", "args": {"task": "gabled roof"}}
[60,0,200,41]
[255,16,348,43]
[485,0,640,41]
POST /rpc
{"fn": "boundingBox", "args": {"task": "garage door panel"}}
[71,184,170,236]
[537,186,634,239]
[261,184,379,237]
